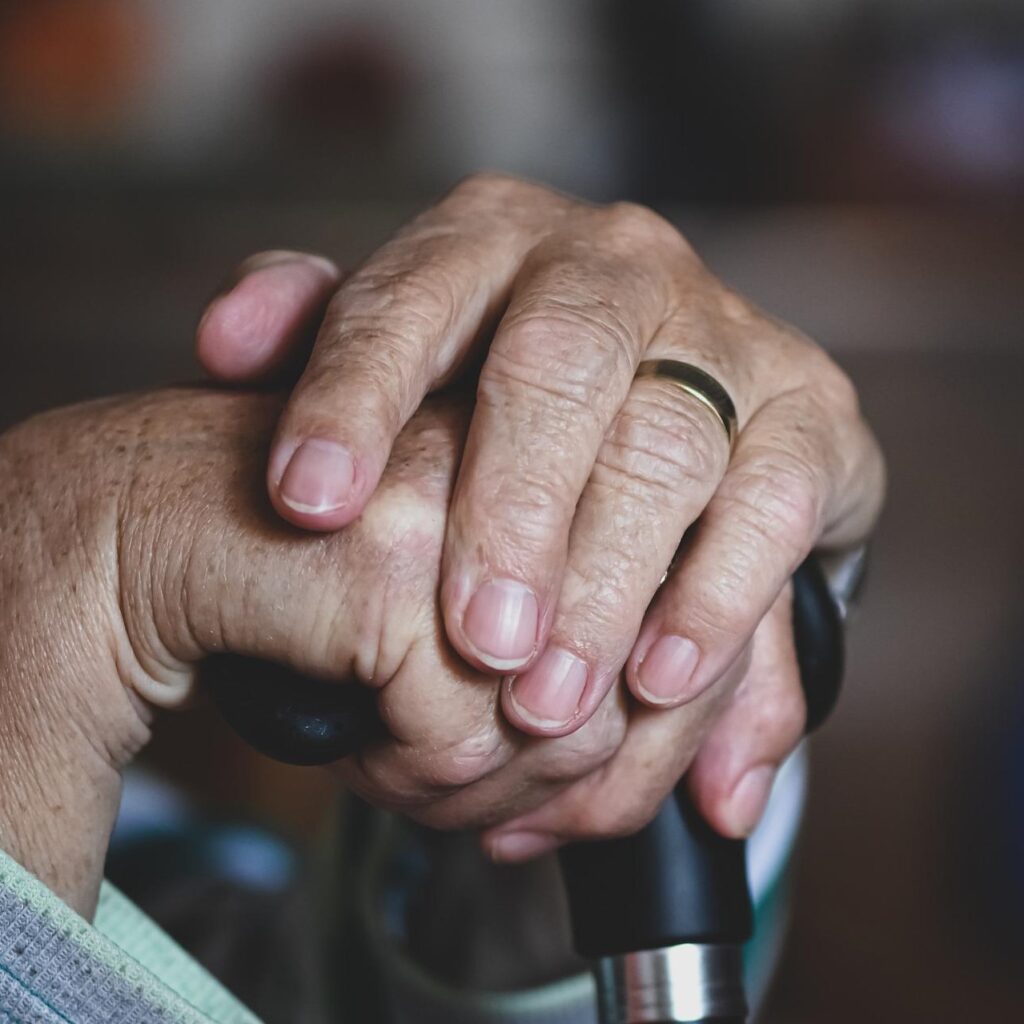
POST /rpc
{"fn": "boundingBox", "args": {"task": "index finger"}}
[266,175,569,531]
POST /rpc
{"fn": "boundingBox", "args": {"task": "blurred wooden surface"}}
[3,198,1023,1020]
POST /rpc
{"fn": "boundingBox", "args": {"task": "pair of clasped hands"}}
[0,176,884,917]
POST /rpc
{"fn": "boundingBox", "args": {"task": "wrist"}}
[0,414,151,917]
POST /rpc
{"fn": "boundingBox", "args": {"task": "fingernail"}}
[278,439,355,514]
[462,579,539,670]
[635,635,701,705]
[509,646,588,729]
[725,766,776,838]
[489,831,559,863]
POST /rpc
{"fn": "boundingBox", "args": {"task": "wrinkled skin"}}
[1,181,885,922]
[197,174,885,860]
[0,388,741,917]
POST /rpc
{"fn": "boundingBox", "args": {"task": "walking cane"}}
[207,556,843,1024]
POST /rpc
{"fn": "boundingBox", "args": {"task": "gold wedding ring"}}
[635,359,738,450]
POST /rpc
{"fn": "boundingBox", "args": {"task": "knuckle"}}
[299,343,409,435]
[450,170,518,198]
[715,284,761,328]
[385,402,469,497]
[358,479,447,568]
[536,712,625,787]
[599,391,724,507]
[680,557,762,642]
[354,727,502,804]
[568,729,623,776]
[751,682,806,746]
[346,498,447,682]
[306,256,460,427]
[772,327,862,424]
[816,356,861,419]
[601,201,694,258]
[560,559,638,637]
[491,304,635,404]
[722,454,822,553]
[448,171,552,209]
[471,461,577,561]
[419,741,500,791]
[341,260,459,340]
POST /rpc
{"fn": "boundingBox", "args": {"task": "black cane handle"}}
[205,658,380,766]
[791,555,844,734]
[206,554,844,1024]
[558,555,844,958]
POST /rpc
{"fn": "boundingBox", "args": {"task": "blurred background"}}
[2,1,1024,1021]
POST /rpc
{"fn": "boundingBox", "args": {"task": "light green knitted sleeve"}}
[0,847,262,1024]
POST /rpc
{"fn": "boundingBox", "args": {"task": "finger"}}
[501,328,732,734]
[442,203,691,673]
[481,647,748,861]
[268,174,568,532]
[337,647,518,813]
[626,384,874,709]
[686,589,806,838]
[362,683,629,833]
[196,250,341,382]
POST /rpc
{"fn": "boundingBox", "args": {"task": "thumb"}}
[196,250,341,383]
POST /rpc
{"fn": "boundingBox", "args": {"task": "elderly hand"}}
[0,387,735,917]
[196,174,885,847]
